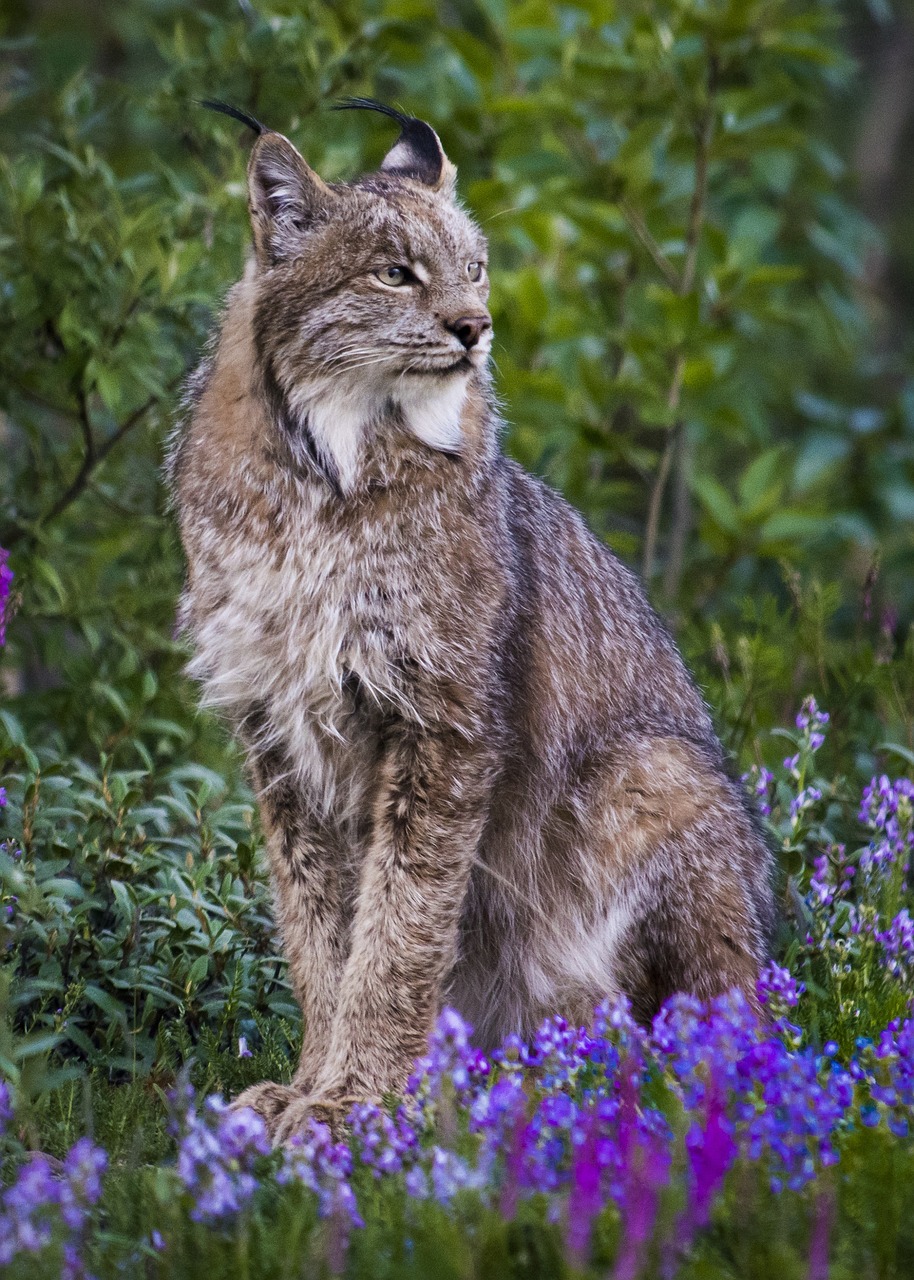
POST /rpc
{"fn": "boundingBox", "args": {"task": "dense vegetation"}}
[1,0,913,1275]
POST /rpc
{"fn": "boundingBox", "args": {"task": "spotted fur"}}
[168,104,774,1141]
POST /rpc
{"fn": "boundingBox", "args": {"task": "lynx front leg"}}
[273,725,492,1136]
[233,760,350,1132]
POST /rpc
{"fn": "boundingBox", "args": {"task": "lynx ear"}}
[334,97,456,193]
[247,132,336,266]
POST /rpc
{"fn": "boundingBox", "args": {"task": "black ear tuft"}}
[333,97,449,189]
[199,99,267,136]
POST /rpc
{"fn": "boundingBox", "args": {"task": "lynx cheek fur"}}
[169,100,774,1141]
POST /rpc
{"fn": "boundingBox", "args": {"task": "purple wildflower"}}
[349,1101,418,1177]
[280,1119,362,1273]
[809,847,854,913]
[0,548,12,647]
[279,1118,363,1249]
[744,765,774,817]
[683,1081,737,1232]
[757,961,803,1012]
[807,1188,834,1280]
[0,1129,107,1275]
[429,1147,480,1203]
[404,1165,429,1198]
[854,1017,914,1136]
[0,1079,12,1135]
[175,1095,269,1223]
[565,1103,610,1266]
[859,775,914,875]
[407,1006,484,1119]
[59,1139,107,1230]
[612,1065,671,1280]
[740,1041,850,1191]
[791,786,823,820]
[878,909,914,977]
[795,696,829,742]
[0,1155,60,1263]
[59,1140,107,1280]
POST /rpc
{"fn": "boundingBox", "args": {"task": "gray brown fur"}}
[168,103,774,1141]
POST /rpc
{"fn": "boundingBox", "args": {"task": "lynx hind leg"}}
[599,735,773,1024]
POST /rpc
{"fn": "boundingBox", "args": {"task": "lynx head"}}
[212,99,492,491]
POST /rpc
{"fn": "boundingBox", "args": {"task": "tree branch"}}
[641,355,685,581]
[662,421,691,598]
[4,380,180,548]
[40,390,166,528]
[75,384,96,467]
[620,198,681,291]
[641,51,717,586]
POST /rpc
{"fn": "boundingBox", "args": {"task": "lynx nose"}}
[447,314,491,350]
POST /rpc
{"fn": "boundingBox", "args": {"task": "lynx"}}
[169,99,774,1142]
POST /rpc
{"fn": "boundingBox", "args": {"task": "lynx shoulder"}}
[169,99,774,1142]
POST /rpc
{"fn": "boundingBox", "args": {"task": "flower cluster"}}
[173,1088,270,1223]
[4,991,914,1273]
[0,1082,106,1279]
[749,699,914,1006]
[859,775,914,875]
[745,765,774,817]
[850,1017,914,1138]
[795,696,830,751]
[278,1119,362,1226]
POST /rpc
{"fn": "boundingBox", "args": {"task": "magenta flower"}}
[565,1105,604,1266]
[0,548,12,647]
[684,1082,737,1232]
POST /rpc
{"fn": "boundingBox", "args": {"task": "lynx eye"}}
[375,265,412,287]
[467,261,485,283]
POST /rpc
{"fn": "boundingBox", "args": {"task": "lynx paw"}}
[272,1093,373,1145]
[231,1081,303,1137]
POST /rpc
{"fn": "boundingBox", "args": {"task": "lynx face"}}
[244,103,493,487]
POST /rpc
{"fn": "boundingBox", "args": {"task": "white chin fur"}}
[291,367,470,491]
[288,380,375,494]
[394,370,468,453]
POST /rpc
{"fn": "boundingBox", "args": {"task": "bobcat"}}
[169,99,774,1142]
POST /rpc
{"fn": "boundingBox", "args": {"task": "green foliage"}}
[0,713,294,1087]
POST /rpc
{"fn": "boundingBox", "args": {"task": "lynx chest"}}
[183,490,448,808]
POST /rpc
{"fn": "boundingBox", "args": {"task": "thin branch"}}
[681,90,715,296]
[641,355,685,581]
[641,51,717,584]
[75,384,96,467]
[36,438,97,538]
[620,198,681,291]
[5,379,180,547]
[41,390,166,527]
[662,421,691,598]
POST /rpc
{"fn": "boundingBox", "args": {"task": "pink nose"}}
[446,314,491,349]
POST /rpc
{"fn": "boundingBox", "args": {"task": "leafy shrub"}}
[0,713,295,1091]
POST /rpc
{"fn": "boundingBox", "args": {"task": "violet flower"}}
[0,548,12,647]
